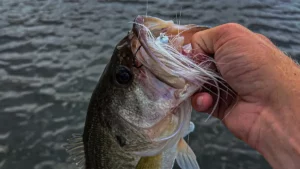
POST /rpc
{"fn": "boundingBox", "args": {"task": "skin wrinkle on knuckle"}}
[199,35,211,54]
[192,32,212,54]
[215,43,242,65]
[221,56,264,97]
[191,33,200,49]
[223,59,252,81]
[213,23,251,50]
[215,43,251,75]
[214,36,251,61]
[216,38,270,81]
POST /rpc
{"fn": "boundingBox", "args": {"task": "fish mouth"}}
[130,15,210,89]
[123,16,213,155]
[132,15,208,44]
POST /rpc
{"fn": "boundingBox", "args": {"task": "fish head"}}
[84,15,212,157]
[121,15,213,156]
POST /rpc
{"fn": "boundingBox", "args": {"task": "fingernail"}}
[196,96,203,108]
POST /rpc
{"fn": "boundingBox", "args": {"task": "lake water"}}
[1,0,300,169]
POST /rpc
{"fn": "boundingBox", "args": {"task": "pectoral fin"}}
[176,138,200,169]
[64,133,86,169]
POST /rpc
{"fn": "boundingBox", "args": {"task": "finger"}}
[255,33,276,47]
[191,92,213,112]
[193,80,236,119]
[191,23,253,58]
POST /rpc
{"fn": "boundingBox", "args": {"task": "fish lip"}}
[132,15,149,53]
[132,15,151,53]
[132,15,144,37]
[131,15,188,89]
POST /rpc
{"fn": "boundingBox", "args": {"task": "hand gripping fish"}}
[65,15,223,169]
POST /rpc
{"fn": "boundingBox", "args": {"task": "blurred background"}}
[0,0,299,168]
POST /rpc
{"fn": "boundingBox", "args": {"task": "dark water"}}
[1,0,300,169]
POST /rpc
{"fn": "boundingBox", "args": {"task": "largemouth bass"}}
[65,15,220,169]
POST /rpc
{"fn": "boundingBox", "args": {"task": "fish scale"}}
[84,107,138,169]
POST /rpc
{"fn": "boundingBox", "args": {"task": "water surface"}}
[1,0,300,169]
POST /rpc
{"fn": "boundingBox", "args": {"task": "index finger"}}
[191,23,254,56]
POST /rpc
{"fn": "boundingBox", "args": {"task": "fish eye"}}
[115,65,133,85]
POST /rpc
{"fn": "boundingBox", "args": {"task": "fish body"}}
[65,15,214,169]
[136,122,197,169]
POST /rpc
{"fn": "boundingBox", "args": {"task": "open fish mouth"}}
[129,15,214,90]
[120,15,221,156]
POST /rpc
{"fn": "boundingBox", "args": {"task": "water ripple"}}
[1,0,299,169]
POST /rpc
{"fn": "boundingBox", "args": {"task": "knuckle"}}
[216,23,250,40]
[256,33,274,45]
[256,33,269,41]
[191,31,206,44]
[220,23,246,33]
[213,23,249,51]
[256,33,266,38]
[191,31,201,43]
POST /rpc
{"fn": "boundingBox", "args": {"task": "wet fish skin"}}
[82,36,143,169]
[80,32,173,168]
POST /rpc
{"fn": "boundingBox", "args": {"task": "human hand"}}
[190,23,300,169]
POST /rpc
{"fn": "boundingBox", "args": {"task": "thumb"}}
[191,92,214,112]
